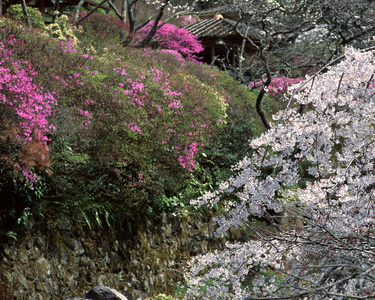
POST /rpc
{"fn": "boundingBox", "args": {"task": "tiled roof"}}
[187,3,253,16]
[189,4,239,16]
[184,18,238,38]
[184,17,260,40]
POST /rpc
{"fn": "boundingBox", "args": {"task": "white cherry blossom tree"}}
[183,45,375,299]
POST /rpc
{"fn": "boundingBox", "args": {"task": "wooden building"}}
[188,3,244,21]
[183,4,260,66]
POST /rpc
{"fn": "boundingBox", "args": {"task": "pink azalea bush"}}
[0,35,56,187]
[46,39,228,211]
[249,76,303,100]
[184,46,375,299]
[62,57,226,173]
[0,17,259,220]
[134,21,203,61]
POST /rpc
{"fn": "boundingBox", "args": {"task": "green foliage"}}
[72,12,128,46]
[0,157,50,236]
[0,17,268,229]
[5,231,17,242]
[7,4,45,29]
[240,267,285,292]
[162,71,262,209]
[173,281,188,298]
[45,40,233,219]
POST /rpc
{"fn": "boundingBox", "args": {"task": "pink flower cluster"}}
[128,172,151,187]
[249,76,303,100]
[105,64,220,172]
[0,37,57,185]
[178,141,199,172]
[59,37,78,54]
[135,21,203,61]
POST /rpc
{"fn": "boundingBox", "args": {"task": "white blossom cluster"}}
[185,46,375,299]
[143,0,190,13]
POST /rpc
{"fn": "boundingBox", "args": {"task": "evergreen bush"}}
[7,4,45,29]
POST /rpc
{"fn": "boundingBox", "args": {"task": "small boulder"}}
[85,286,128,300]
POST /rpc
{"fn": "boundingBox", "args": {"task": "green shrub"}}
[71,12,128,46]
[7,4,45,29]
[160,68,262,207]
[0,18,271,226]
[100,47,265,212]
[48,45,228,218]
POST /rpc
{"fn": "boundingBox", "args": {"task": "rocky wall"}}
[0,210,246,300]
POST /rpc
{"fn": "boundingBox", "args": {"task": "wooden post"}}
[211,45,215,64]
[52,0,60,23]
[0,0,3,18]
[39,0,45,15]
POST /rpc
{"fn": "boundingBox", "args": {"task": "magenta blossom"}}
[0,38,57,186]
[249,76,303,100]
[134,21,203,61]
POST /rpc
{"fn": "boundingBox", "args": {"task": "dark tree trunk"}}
[75,0,107,25]
[137,0,170,48]
[255,88,271,130]
[52,0,60,23]
[21,0,31,27]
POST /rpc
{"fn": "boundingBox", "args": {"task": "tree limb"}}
[21,0,31,27]
[137,0,170,48]
[74,0,108,26]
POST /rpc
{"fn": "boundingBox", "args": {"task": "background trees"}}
[214,0,375,79]
[203,0,375,128]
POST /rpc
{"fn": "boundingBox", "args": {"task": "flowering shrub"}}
[41,39,227,216]
[249,76,303,100]
[134,21,203,61]
[61,52,226,170]
[0,17,262,221]
[0,36,56,186]
[184,46,375,299]
[45,13,82,45]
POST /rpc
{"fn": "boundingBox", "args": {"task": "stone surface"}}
[279,207,304,229]
[0,210,247,299]
[85,286,128,300]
